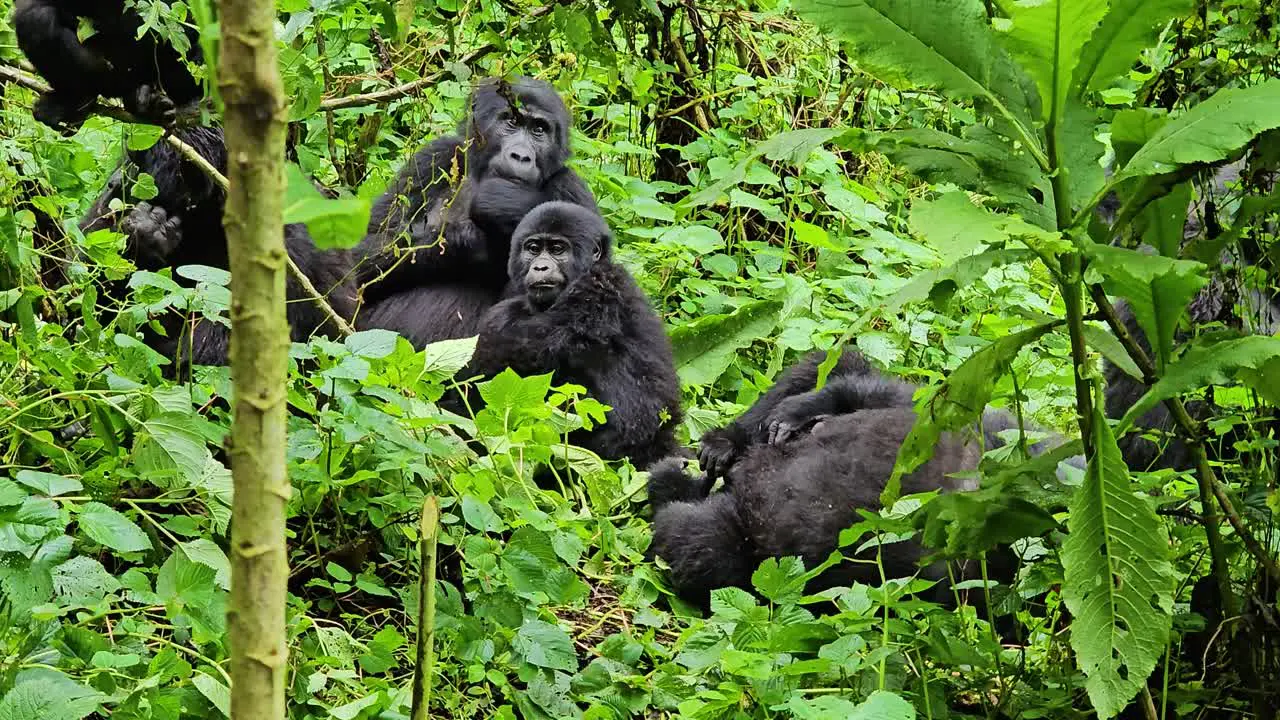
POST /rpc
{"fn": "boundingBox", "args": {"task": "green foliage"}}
[1,0,1277,717]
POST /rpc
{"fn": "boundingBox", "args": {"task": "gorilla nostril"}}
[510,152,533,164]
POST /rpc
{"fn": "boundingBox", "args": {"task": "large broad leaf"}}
[1063,398,1175,719]
[886,248,1038,312]
[1120,336,1280,429]
[1074,0,1196,95]
[1118,79,1280,180]
[888,321,1059,505]
[669,300,783,386]
[796,0,1042,159]
[134,412,209,488]
[0,672,103,720]
[283,164,370,250]
[1086,244,1207,369]
[76,502,152,554]
[996,0,1108,125]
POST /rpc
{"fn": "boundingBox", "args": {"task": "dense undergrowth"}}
[1,1,1278,719]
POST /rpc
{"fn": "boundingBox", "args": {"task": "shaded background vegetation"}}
[0,1,1277,718]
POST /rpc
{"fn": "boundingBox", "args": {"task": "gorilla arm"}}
[356,137,491,303]
[698,348,878,480]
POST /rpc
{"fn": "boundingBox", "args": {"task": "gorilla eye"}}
[549,240,569,254]
[531,119,550,136]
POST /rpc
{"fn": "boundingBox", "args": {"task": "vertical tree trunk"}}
[219,1,290,719]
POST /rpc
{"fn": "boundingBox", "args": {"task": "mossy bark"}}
[219,1,290,718]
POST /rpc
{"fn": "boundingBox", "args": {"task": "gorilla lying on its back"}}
[650,350,1076,608]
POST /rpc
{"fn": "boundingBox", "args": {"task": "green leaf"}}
[1118,79,1280,179]
[344,329,399,358]
[284,164,370,250]
[514,619,578,672]
[1086,244,1207,369]
[680,129,848,208]
[1083,324,1142,381]
[420,336,478,382]
[887,249,1038,312]
[669,300,782,386]
[751,556,807,605]
[134,412,209,488]
[13,471,83,497]
[851,691,917,720]
[908,191,996,262]
[192,672,231,717]
[796,0,1039,155]
[179,538,231,590]
[0,673,103,720]
[1063,395,1175,718]
[996,0,1108,124]
[1120,336,1280,429]
[76,502,152,553]
[1074,0,1196,94]
[51,556,122,605]
[889,322,1059,504]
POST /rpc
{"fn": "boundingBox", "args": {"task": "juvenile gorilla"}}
[13,0,202,130]
[80,127,357,369]
[450,202,681,470]
[358,77,598,346]
[653,350,1075,608]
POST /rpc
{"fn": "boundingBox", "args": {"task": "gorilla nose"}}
[509,151,533,165]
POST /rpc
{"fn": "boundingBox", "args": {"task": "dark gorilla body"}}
[450,202,681,470]
[650,350,1073,608]
[79,128,357,369]
[13,0,201,130]
[357,78,598,346]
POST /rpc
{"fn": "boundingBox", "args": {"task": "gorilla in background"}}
[652,349,1077,609]
[356,77,599,347]
[13,0,202,131]
[446,202,682,470]
[78,129,357,369]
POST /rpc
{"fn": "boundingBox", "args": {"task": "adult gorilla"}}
[357,77,598,346]
[78,128,358,369]
[653,349,1076,608]
[13,0,202,131]
[448,202,681,470]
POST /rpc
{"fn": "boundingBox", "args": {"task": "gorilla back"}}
[356,77,599,346]
[454,202,682,470]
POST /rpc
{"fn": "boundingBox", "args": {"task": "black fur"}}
[660,351,1076,609]
[13,0,202,131]
[356,77,598,345]
[450,202,681,469]
[79,127,357,369]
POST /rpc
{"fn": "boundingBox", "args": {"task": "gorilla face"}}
[509,202,609,310]
[468,78,571,187]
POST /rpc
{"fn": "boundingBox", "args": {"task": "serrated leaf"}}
[192,672,231,717]
[13,471,82,497]
[514,619,578,672]
[1118,79,1280,179]
[179,538,231,590]
[1074,0,1195,94]
[344,329,398,358]
[887,248,1038,312]
[996,0,1108,125]
[421,336,477,381]
[1084,324,1142,380]
[1063,398,1175,718]
[51,556,121,604]
[890,322,1059,504]
[76,502,151,553]
[0,673,103,720]
[669,300,782,386]
[134,412,209,488]
[1121,336,1280,430]
[1087,244,1207,368]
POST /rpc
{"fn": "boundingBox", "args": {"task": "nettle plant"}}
[788,1,1280,717]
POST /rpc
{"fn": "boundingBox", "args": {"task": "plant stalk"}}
[411,496,440,720]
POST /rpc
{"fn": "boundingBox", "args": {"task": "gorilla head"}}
[508,202,610,309]
[465,77,573,187]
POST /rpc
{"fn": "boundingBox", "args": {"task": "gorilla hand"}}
[766,394,832,446]
[122,202,184,269]
[698,428,745,482]
[125,84,178,129]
